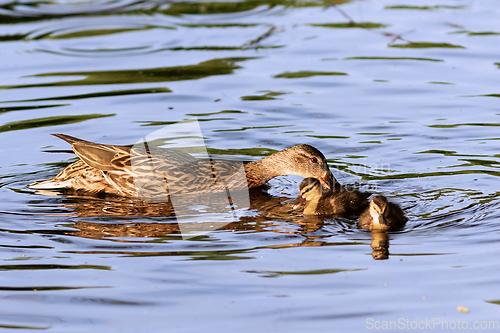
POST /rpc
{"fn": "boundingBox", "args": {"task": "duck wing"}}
[30,134,198,195]
[52,133,197,173]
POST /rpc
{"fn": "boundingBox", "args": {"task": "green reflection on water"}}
[384,5,465,10]
[178,23,259,28]
[364,169,500,180]
[283,130,313,133]
[428,123,500,128]
[304,135,350,139]
[309,22,387,29]
[357,132,391,135]
[164,46,283,51]
[162,0,336,16]
[390,42,465,49]
[137,118,235,126]
[0,114,114,133]
[0,0,345,23]
[246,268,365,277]
[0,104,68,115]
[2,58,256,89]
[467,31,500,36]
[428,82,454,85]
[241,91,287,100]
[46,26,171,40]
[2,88,172,103]
[345,56,444,62]
[274,71,347,78]
[467,93,500,98]
[0,286,107,291]
[451,158,500,169]
[213,125,292,132]
[0,264,111,270]
[187,110,247,116]
[0,33,28,41]
[0,324,48,330]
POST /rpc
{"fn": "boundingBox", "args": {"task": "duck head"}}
[268,144,334,190]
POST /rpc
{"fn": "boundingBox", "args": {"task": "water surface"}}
[1,0,500,331]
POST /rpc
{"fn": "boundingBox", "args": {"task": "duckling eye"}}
[310,157,318,163]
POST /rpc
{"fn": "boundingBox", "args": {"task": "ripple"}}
[0,264,111,270]
[0,114,114,133]
[2,87,171,103]
[2,57,256,89]
[384,5,466,10]
[241,91,288,100]
[308,22,388,29]
[274,71,348,78]
[344,56,444,62]
[0,0,152,23]
[245,268,366,277]
[390,42,465,49]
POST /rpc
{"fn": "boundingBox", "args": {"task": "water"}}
[1,0,500,331]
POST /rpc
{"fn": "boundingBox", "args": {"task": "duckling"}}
[358,195,407,231]
[30,134,335,198]
[293,178,370,216]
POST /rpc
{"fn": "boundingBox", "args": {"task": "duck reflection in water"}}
[36,187,329,246]
[33,180,406,261]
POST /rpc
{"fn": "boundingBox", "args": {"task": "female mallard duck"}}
[293,177,370,216]
[30,134,335,198]
[358,196,407,231]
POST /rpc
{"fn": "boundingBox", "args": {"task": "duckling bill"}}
[358,195,407,231]
[294,178,370,216]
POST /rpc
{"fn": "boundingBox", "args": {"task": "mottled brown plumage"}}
[358,195,407,231]
[30,134,335,199]
[293,177,370,216]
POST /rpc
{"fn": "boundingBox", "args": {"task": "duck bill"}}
[293,197,307,209]
[319,170,335,190]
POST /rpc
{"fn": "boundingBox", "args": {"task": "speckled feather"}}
[30,134,335,198]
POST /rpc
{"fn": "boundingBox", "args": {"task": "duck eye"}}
[311,157,318,163]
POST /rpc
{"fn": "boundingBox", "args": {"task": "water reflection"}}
[370,231,389,260]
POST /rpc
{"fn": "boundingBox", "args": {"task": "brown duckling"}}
[358,195,407,231]
[293,178,370,216]
[30,134,335,198]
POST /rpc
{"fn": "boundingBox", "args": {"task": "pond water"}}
[1,0,500,331]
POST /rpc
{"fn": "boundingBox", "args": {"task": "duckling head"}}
[368,195,389,227]
[293,177,325,209]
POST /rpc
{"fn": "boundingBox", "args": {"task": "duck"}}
[358,195,407,231]
[30,134,335,199]
[293,177,370,216]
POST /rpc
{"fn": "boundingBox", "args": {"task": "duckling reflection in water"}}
[358,195,407,231]
[293,178,370,216]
